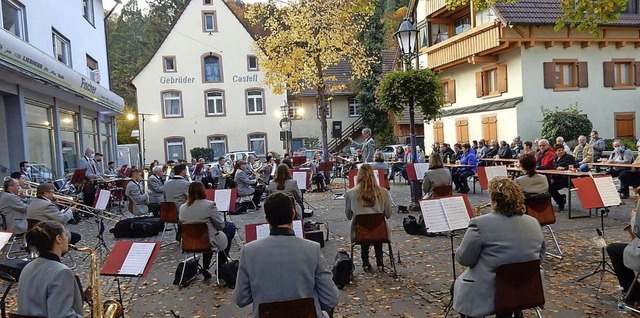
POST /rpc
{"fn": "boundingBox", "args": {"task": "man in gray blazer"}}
[348,127,375,163]
[148,166,165,204]
[125,169,149,216]
[164,164,190,210]
[234,193,339,318]
[27,183,81,244]
[0,178,28,233]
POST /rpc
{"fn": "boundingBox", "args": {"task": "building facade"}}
[0,0,124,181]
[410,0,640,147]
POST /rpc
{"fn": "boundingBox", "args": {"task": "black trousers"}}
[619,170,640,196]
[548,176,568,206]
[360,243,383,266]
[607,242,640,300]
[202,222,236,269]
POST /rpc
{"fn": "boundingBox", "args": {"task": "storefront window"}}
[25,104,54,180]
[60,111,78,174]
[83,116,97,152]
[100,121,112,161]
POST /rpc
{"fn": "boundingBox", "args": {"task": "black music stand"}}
[0,271,15,318]
[317,161,333,192]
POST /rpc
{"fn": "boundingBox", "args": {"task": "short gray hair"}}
[362,128,371,135]
[538,139,550,146]
[152,166,163,173]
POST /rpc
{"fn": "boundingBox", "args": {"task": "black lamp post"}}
[280,101,292,155]
[128,112,154,168]
[394,18,422,209]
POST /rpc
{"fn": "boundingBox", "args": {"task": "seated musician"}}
[389,146,406,181]
[453,178,545,318]
[308,151,322,175]
[210,157,226,179]
[27,183,80,245]
[548,144,576,211]
[422,152,452,199]
[268,164,303,219]
[179,182,236,279]
[107,161,117,175]
[234,193,340,317]
[607,197,640,304]
[147,166,165,215]
[262,156,275,184]
[126,169,150,216]
[515,154,549,196]
[17,220,85,318]
[164,164,190,210]
[234,160,263,209]
[618,140,640,199]
[0,177,28,233]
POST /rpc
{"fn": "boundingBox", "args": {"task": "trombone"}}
[19,188,120,222]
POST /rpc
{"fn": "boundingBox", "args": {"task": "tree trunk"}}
[315,56,330,164]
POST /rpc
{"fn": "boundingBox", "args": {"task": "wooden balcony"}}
[421,22,503,70]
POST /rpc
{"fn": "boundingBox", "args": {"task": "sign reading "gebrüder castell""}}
[159,74,259,84]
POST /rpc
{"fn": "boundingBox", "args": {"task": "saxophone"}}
[475,203,491,217]
[70,245,123,318]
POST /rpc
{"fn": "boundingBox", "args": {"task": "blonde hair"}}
[489,178,525,217]
[355,164,385,207]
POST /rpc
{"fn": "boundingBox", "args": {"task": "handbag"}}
[212,230,228,252]
[624,238,640,271]
[218,259,239,288]
[173,255,199,287]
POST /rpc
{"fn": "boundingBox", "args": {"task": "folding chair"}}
[526,195,563,259]
[237,195,257,211]
[258,297,317,318]
[180,222,219,286]
[624,272,640,313]
[432,185,453,198]
[494,259,544,317]
[350,214,397,278]
[159,201,179,247]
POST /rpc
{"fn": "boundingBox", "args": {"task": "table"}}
[537,170,594,219]
[443,164,473,169]
[479,158,518,165]
[587,162,640,169]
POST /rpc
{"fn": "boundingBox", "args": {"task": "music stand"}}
[292,156,306,167]
[70,168,87,184]
[317,161,333,191]
[90,189,113,258]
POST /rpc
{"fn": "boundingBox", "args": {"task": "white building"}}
[409,0,640,146]
[131,0,289,163]
[0,0,124,180]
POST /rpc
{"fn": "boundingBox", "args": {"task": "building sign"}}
[0,32,124,112]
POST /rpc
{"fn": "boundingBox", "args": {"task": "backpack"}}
[173,255,199,287]
[331,251,352,289]
[218,259,239,288]
[403,215,420,235]
[110,216,164,238]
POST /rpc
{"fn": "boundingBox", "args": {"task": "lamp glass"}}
[126,113,135,120]
[395,20,418,56]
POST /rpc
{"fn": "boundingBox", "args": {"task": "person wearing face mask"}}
[94,153,104,175]
[76,148,99,207]
[606,140,634,178]
[617,141,640,199]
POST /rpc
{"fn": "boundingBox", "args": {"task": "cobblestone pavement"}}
[4,178,638,317]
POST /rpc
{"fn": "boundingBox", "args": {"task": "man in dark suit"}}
[234,193,339,318]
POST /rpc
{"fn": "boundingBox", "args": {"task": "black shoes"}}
[558,194,566,211]
[200,268,212,280]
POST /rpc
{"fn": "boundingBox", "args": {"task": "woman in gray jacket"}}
[268,164,303,219]
[422,152,452,198]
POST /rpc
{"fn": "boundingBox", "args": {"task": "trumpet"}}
[164,165,172,183]
[142,169,149,193]
[25,181,40,189]
[475,203,491,217]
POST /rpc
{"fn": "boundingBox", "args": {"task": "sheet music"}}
[485,166,508,182]
[419,200,450,232]
[292,171,308,190]
[214,189,232,211]
[593,177,622,207]
[419,196,470,232]
[292,219,303,238]
[94,189,110,210]
[0,232,12,250]
[440,197,471,230]
[255,220,304,241]
[119,243,155,276]
[413,163,430,180]
[372,170,381,186]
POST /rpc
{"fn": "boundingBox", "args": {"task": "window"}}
[481,115,498,141]
[202,11,217,32]
[203,55,221,82]
[82,0,94,25]
[441,79,456,104]
[615,112,636,138]
[208,135,227,157]
[475,64,507,98]
[59,111,79,174]
[603,59,639,89]
[247,55,258,71]
[454,15,471,35]
[289,100,302,119]
[316,100,332,118]
[543,60,588,91]
[348,98,360,117]
[455,118,469,144]
[165,137,186,161]
[162,91,182,118]
[246,89,264,114]
[25,102,55,178]
[1,0,25,39]
[163,56,176,72]
[433,121,444,144]
[418,25,428,48]
[248,133,267,156]
[429,23,449,45]
[82,116,97,152]
[86,55,99,82]
[623,0,639,14]
[203,0,212,4]
[100,121,112,161]
[205,90,225,116]
[52,30,72,67]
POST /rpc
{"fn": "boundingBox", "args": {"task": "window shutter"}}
[498,64,508,93]
[449,80,456,103]
[475,71,483,97]
[603,62,615,87]
[634,62,640,86]
[577,61,589,87]
[543,62,556,89]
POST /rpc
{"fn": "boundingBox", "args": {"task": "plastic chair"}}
[494,259,544,317]
[349,214,396,277]
[258,297,317,318]
[159,201,179,247]
[180,222,218,285]
[526,195,563,259]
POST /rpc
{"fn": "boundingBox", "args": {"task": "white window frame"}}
[248,134,266,156]
[162,91,182,117]
[348,97,360,117]
[203,12,216,32]
[166,139,185,161]
[246,90,264,114]
[316,100,332,118]
[205,91,224,116]
[52,29,72,67]
[208,136,227,157]
[1,0,25,39]
[86,54,99,82]
[82,0,94,25]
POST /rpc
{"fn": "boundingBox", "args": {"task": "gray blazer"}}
[147,174,165,204]
[18,256,83,318]
[345,187,393,241]
[268,179,303,219]
[351,137,375,162]
[515,174,549,194]
[422,168,452,198]
[0,192,28,233]
[164,177,189,209]
[235,169,257,197]
[453,213,545,317]
[233,234,340,318]
[27,197,74,224]
[76,156,97,178]
[179,199,225,250]
[125,180,149,216]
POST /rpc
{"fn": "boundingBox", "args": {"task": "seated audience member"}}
[607,139,634,178]
[496,140,513,159]
[234,193,340,317]
[389,147,406,181]
[478,140,498,167]
[268,164,304,219]
[589,130,606,162]
[521,141,535,156]
[477,139,488,159]
[422,152,452,198]
[452,143,477,194]
[556,136,571,154]
[179,182,235,279]
[511,136,523,157]
[535,139,555,170]
[0,177,28,233]
[572,135,593,172]
[453,178,544,318]
[452,143,463,162]
[439,144,456,164]
[618,140,640,199]
[607,198,640,303]
[27,183,81,245]
[515,154,549,195]
[548,144,576,211]
[18,220,85,317]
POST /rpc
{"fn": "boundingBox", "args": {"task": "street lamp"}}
[394,18,421,209]
[127,112,154,168]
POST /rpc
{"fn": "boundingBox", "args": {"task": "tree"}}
[377,68,444,123]
[246,0,375,162]
[445,0,629,36]
[116,105,140,145]
[540,104,593,142]
[190,147,215,162]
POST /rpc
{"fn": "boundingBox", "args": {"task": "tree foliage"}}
[190,147,215,162]
[377,68,444,123]
[445,0,630,37]
[246,0,375,161]
[539,104,593,142]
